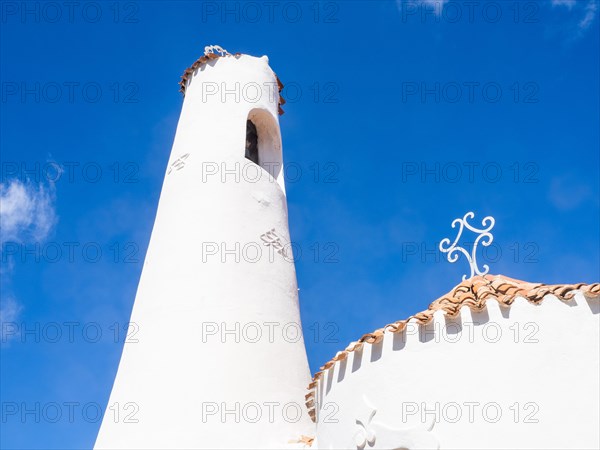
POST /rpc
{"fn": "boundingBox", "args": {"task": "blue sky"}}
[1,1,599,448]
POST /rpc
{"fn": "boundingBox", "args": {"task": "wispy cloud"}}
[0,296,21,326]
[0,179,57,333]
[396,0,449,17]
[0,179,57,245]
[552,0,577,9]
[551,0,598,33]
[579,1,598,30]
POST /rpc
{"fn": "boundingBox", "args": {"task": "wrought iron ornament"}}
[204,45,231,57]
[439,212,496,281]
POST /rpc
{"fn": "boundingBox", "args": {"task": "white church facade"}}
[94,47,600,450]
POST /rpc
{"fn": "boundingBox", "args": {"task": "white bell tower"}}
[95,46,314,449]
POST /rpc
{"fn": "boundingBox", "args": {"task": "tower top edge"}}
[178,45,286,116]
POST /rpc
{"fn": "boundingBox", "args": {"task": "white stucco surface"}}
[314,292,600,449]
[95,54,314,449]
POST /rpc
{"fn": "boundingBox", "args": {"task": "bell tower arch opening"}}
[245,108,284,189]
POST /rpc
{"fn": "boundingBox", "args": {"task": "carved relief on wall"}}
[352,396,440,450]
[167,153,190,175]
[260,228,290,260]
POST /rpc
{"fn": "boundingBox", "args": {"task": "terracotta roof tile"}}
[306,274,600,421]
[178,51,286,115]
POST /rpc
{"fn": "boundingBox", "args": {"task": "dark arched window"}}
[245,108,284,190]
[245,120,259,165]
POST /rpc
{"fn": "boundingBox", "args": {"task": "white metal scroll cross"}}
[204,45,231,57]
[439,212,495,281]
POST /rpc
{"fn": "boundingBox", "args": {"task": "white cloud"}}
[0,296,21,325]
[551,0,598,32]
[396,0,449,17]
[419,0,449,8]
[0,179,57,335]
[552,0,577,9]
[0,295,22,344]
[579,1,598,30]
[0,179,57,245]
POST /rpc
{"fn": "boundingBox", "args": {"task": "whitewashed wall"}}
[95,54,314,449]
[314,293,600,449]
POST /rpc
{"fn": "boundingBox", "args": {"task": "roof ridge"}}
[305,275,600,422]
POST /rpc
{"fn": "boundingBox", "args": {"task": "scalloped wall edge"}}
[305,274,600,422]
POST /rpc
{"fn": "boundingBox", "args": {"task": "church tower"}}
[95,46,314,449]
